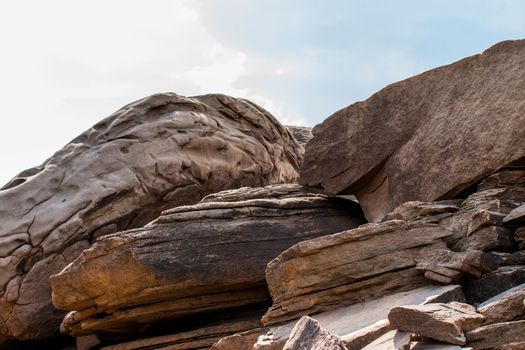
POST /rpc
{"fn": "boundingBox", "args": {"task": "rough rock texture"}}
[282,316,347,350]
[388,302,485,345]
[415,247,497,284]
[51,184,365,337]
[253,285,463,350]
[99,317,261,350]
[286,126,313,147]
[262,219,450,325]
[476,283,525,324]
[465,320,525,349]
[463,265,525,303]
[300,39,525,222]
[504,204,525,225]
[0,93,305,342]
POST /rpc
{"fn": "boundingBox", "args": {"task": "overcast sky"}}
[1,1,525,186]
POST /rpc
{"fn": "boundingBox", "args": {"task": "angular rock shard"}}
[51,184,365,337]
[300,39,525,222]
[476,283,525,324]
[262,219,453,325]
[388,302,485,345]
[282,316,347,350]
[0,93,305,342]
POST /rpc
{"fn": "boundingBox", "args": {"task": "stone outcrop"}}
[282,316,347,350]
[51,184,364,337]
[0,93,305,342]
[300,39,525,222]
[388,302,485,345]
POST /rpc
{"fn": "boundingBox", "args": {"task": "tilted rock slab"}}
[465,320,525,349]
[476,283,525,324]
[282,316,348,350]
[51,184,365,337]
[0,93,304,342]
[388,302,485,345]
[262,219,454,325]
[253,285,463,350]
[300,39,525,222]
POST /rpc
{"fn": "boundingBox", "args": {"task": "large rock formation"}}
[261,169,524,326]
[300,39,525,222]
[50,184,365,337]
[0,93,304,343]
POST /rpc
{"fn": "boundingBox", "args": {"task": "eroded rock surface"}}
[282,316,347,350]
[300,39,525,222]
[51,184,365,337]
[388,302,485,345]
[0,93,304,342]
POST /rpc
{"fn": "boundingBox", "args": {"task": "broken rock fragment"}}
[388,302,485,345]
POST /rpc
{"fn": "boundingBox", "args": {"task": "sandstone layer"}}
[51,184,365,337]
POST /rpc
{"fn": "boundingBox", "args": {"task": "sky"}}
[1,1,524,186]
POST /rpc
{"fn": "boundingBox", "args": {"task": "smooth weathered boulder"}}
[465,320,525,349]
[51,184,365,337]
[300,39,525,222]
[476,283,525,324]
[0,93,305,342]
[388,302,485,345]
[282,316,347,350]
[253,285,463,350]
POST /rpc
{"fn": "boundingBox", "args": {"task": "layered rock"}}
[259,168,524,331]
[0,93,305,343]
[300,39,525,222]
[50,184,365,337]
[388,302,485,345]
[252,285,463,350]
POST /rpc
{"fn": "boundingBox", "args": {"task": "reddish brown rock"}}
[476,283,525,324]
[465,320,525,349]
[51,184,364,337]
[388,302,485,345]
[300,40,525,222]
[282,316,347,350]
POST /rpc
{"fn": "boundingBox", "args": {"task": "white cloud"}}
[0,0,260,186]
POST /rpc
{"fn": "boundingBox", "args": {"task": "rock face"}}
[282,316,347,350]
[300,39,525,222]
[0,93,305,342]
[388,302,485,345]
[476,283,525,324]
[465,320,525,349]
[50,184,365,337]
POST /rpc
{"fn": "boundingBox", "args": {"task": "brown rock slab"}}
[0,93,304,342]
[476,283,525,324]
[465,320,525,349]
[51,184,364,336]
[282,316,347,350]
[300,39,525,222]
[388,302,485,345]
[416,247,497,284]
[254,285,464,350]
[262,219,453,325]
[100,318,261,350]
[450,225,515,252]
